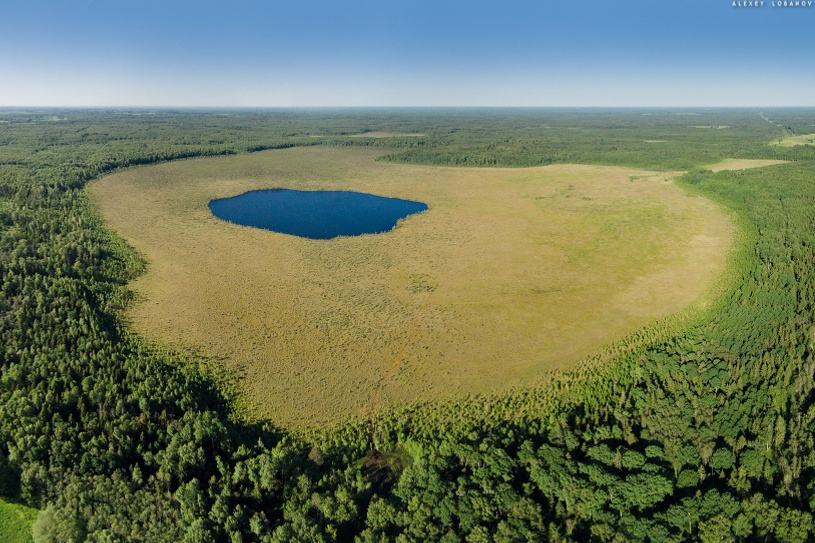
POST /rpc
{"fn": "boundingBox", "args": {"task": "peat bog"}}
[90,146,732,426]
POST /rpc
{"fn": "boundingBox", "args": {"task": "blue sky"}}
[2,0,814,107]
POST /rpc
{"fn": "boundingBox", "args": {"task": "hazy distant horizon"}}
[3,1,814,108]
[3,106,815,111]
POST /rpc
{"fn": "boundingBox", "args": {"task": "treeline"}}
[2,109,815,541]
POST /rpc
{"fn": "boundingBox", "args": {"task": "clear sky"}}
[2,0,814,107]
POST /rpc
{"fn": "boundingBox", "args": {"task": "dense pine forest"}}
[2,108,815,541]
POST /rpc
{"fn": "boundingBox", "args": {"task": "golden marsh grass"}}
[706,158,788,172]
[90,147,732,427]
[349,131,425,138]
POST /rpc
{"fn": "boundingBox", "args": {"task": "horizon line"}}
[3,105,815,111]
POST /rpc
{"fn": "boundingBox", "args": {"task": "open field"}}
[350,131,425,138]
[706,158,789,172]
[90,146,732,427]
[773,133,815,147]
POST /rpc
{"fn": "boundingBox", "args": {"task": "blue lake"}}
[208,189,428,240]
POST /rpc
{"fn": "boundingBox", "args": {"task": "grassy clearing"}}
[0,498,36,543]
[350,131,425,138]
[773,133,815,147]
[706,158,789,172]
[90,147,732,428]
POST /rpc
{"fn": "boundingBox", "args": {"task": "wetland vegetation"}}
[2,108,815,541]
[91,147,729,426]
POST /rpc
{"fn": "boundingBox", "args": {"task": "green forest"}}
[2,108,815,542]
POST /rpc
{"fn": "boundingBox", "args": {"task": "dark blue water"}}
[208,189,428,240]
